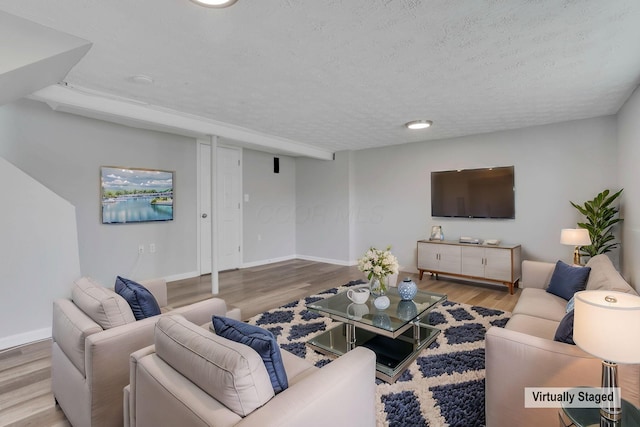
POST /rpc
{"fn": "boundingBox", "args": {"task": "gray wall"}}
[352,117,619,271]
[295,151,351,264]
[0,99,198,286]
[618,85,640,288]
[242,149,296,265]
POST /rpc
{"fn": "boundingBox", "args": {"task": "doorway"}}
[198,142,242,275]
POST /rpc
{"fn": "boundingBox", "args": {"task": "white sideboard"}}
[417,240,522,294]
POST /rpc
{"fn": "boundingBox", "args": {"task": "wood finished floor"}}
[0,259,521,426]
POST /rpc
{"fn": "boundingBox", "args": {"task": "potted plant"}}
[570,189,623,258]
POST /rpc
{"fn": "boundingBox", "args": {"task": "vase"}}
[369,275,387,297]
[398,277,417,300]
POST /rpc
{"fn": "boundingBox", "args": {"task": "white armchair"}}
[52,277,241,427]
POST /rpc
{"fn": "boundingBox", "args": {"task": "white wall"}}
[617,85,640,289]
[295,151,351,264]
[0,157,81,349]
[0,99,198,286]
[242,149,296,265]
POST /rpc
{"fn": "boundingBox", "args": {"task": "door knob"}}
[201,213,208,218]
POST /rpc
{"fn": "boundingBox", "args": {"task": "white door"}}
[199,144,242,274]
[216,146,241,271]
[199,143,212,274]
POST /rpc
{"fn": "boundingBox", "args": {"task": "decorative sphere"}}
[373,296,390,310]
[398,278,417,300]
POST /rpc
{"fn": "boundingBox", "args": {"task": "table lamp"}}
[560,228,592,265]
[574,290,640,422]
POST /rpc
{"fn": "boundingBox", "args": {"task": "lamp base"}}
[573,247,583,266]
[600,360,621,422]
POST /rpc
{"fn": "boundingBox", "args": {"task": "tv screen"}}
[431,166,515,219]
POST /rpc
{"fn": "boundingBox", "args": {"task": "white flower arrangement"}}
[357,246,399,294]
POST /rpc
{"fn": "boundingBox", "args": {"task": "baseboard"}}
[242,255,297,268]
[295,254,356,266]
[163,270,201,283]
[0,327,51,351]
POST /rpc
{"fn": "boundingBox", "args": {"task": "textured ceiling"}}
[2,0,640,153]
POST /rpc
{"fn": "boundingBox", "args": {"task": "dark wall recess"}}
[274,157,280,173]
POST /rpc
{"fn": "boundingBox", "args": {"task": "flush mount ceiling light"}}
[130,75,154,85]
[189,0,238,7]
[405,120,433,130]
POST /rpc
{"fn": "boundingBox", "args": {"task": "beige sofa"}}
[124,315,377,427]
[485,255,640,427]
[52,277,241,427]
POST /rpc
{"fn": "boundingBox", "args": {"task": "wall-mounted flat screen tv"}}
[431,166,515,219]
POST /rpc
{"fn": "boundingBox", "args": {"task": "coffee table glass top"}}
[306,286,447,333]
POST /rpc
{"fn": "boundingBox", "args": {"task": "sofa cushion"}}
[155,315,274,417]
[504,313,560,341]
[212,316,289,394]
[553,310,575,345]
[546,261,591,301]
[512,288,568,322]
[72,277,136,329]
[585,254,638,295]
[115,276,161,320]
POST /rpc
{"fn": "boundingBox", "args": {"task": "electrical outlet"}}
[149,243,156,253]
[138,244,144,254]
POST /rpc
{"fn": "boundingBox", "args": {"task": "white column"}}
[211,135,219,294]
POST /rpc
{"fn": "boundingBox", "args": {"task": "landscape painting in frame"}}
[101,166,174,224]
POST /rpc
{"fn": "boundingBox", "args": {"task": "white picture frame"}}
[429,225,443,241]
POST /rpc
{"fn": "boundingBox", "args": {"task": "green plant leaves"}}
[570,189,623,258]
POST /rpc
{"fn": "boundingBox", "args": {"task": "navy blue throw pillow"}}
[212,315,288,394]
[115,276,161,320]
[546,261,591,301]
[554,310,575,345]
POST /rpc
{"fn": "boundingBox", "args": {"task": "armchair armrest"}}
[485,326,602,427]
[239,347,377,427]
[170,297,242,326]
[84,316,158,425]
[521,260,555,289]
[52,299,103,376]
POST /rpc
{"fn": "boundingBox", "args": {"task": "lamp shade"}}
[560,228,592,246]
[574,290,640,364]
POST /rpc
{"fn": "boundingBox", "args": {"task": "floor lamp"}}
[574,290,640,422]
[560,228,592,265]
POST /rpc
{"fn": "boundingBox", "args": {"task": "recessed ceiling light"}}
[130,75,154,85]
[189,0,238,7]
[405,120,433,130]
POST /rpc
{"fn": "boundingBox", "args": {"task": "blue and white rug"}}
[246,280,511,427]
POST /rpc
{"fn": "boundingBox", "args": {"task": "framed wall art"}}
[101,166,174,224]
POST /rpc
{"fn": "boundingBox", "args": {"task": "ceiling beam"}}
[30,84,334,160]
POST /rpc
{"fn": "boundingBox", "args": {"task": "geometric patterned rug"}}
[246,280,511,427]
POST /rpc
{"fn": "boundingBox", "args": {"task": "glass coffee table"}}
[306,286,447,383]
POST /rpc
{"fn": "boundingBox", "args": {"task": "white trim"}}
[0,327,52,351]
[196,139,210,276]
[295,254,356,266]
[29,84,334,160]
[162,270,201,283]
[241,255,297,268]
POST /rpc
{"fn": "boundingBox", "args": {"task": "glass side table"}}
[560,398,640,427]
